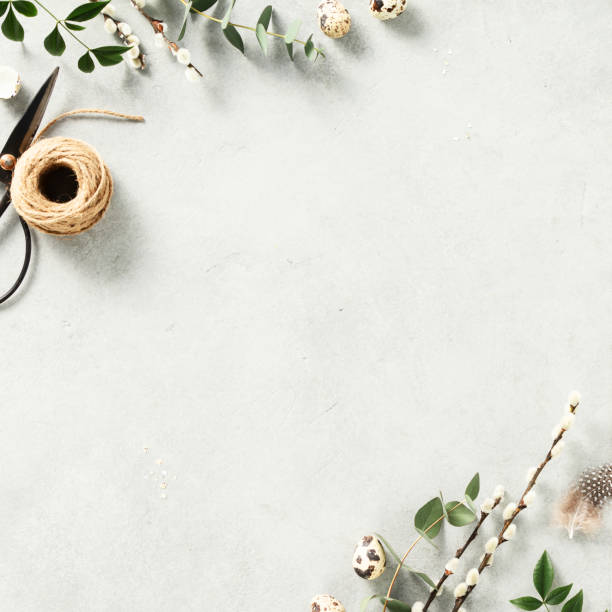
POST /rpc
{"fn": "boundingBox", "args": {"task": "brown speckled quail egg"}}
[317,0,351,38]
[352,534,386,580]
[369,0,407,20]
[310,594,346,612]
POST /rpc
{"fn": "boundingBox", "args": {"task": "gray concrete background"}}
[1,1,611,610]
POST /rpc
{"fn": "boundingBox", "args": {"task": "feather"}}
[554,463,612,538]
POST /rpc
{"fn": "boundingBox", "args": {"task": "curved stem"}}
[176,0,324,54]
[382,500,465,612]
[31,0,91,50]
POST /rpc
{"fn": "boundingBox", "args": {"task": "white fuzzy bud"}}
[523,490,536,506]
[133,0,146,7]
[103,18,117,33]
[127,45,140,58]
[185,66,201,82]
[445,557,459,573]
[493,485,505,501]
[526,466,537,482]
[480,552,494,566]
[154,32,165,47]
[480,498,494,514]
[568,390,581,407]
[176,47,191,65]
[465,568,479,586]
[412,603,424,612]
[503,523,517,540]
[102,3,116,16]
[130,57,142,69]
[551,423,563,439]
[551,439,565,457]
[126,34,140,45]
[454,582,468,598]
[117,22,132,35]
[502,502,517,520]
[457,608,467,612]
[485,537,498,554]
[561,412,575,430]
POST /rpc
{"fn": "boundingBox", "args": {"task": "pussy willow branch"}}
[129,1,203,76]
[31,0,91,49]
[381,501,465,612]
[102,13,146,68]
[176,0,325,56]
[422,498,502,611]
[451,401,579,612]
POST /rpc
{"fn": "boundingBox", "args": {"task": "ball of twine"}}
[10,109,143,236]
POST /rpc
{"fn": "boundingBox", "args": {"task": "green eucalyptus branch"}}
[175,0,325,62]
[0,0,130,72]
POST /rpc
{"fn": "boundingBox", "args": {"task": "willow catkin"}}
[10,109,143,236]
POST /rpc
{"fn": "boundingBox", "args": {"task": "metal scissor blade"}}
[0,67,59,185]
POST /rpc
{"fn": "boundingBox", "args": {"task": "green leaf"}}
[222,23,244,53]
[360,595,378,612]
[465,473,480,500]
[285,18,300,44]
[286,41,293,60]
[2,7,24,41]
[304,34,316,61]
[509,596,543,610]
[91,45,129,66]
[445,501,476,526]
[375,597,412,612]
[414,497,444,538]
[192,0,217,9]
[178,0,192,40]
[255,23,267,55]
[78,50,95,72]
[465,494,477,515]
[65,0,109,22]
[0,2,8,18]
[257,4,272,29]
[221,0,235,29]
[561,590,583,612]
[374,533,436,589]
[43,25,66,56]
[533,551,554,599]
[65,22,86,30]
[546,584,573,605]
[12,1,36,17]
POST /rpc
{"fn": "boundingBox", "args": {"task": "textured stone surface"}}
[1,1,611,610]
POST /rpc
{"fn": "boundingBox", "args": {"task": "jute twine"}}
[10,109,144,236]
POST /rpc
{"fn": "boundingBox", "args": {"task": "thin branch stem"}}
[31,0,90,50]
[422,498,502,611]
[451,401,579,611]
[381,501,465,612]
[176,0,325,55]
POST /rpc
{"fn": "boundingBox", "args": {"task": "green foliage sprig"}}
[176,0,324,62]
[510,551,583,612]
[0,0,129,71]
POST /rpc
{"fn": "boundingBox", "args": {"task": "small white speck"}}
[442,69,448,75]
[161,470,167,477]
[448,48,453,55]
[160,493,167,499]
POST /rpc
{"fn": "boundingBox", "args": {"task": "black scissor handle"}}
[0,192,32,305]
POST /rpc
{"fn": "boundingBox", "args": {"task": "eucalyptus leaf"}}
[178,0,192,40]
[66,1,110,22]
[44,25,66,56]
[2,7,24,41]
[284,18,300,44]
[223,23,244,53]
[465,494,477,515]
[546,584,573,605]
[509,596,543,610]
[533,551,554,599]
[255,23,268,55]
[414,497,444,538]
[561,590,583,612]
[257,5,272,29]
[465,473,480,500]
[445,501,476,526]
[12,1,37,17]
[304,34,316,61]
[375,597,412,612]
[285,41,293,60]
[191,0,217,10]
[221,0,235,29]
[78,50,95,72]
[0,2,8,18]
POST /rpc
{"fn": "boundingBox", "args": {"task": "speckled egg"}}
[310,594,346,612]
[352,534,386,580]
[369,0,407,20]
[317,0,351,38]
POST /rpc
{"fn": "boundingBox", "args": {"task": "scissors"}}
[0,67,59,305]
